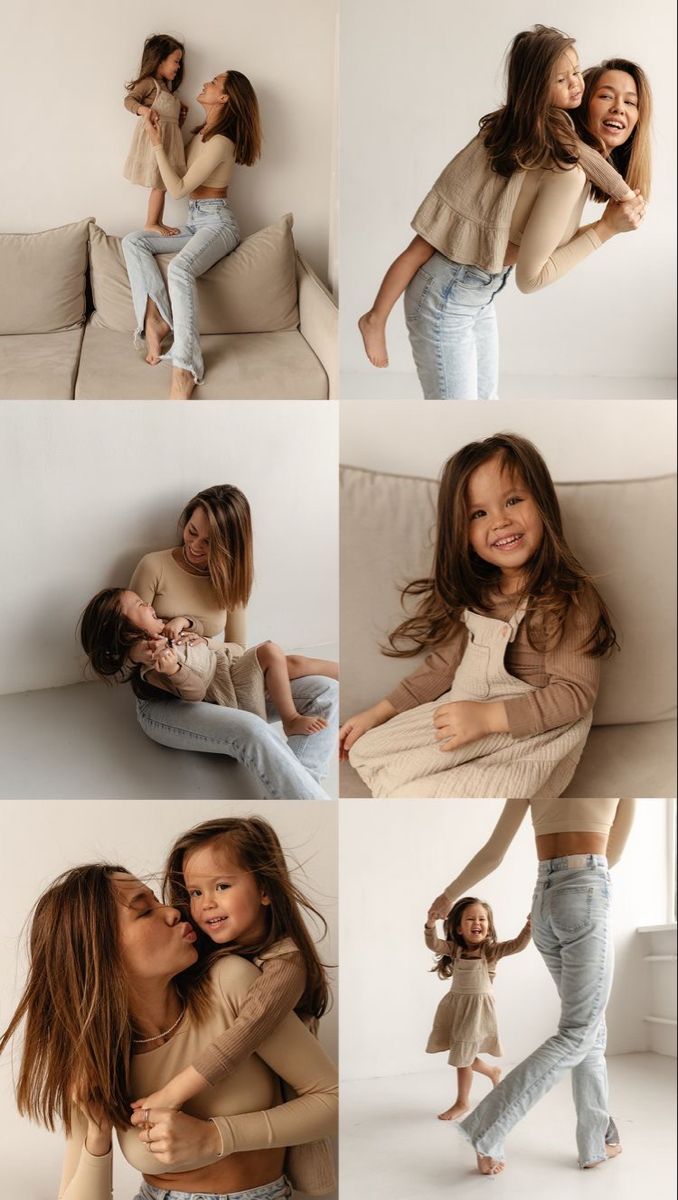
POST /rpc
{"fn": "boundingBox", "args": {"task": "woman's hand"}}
[427,893,452,923]
[162,616,191,641]
[130,1107,221,1166]
[339,699,396,760]
[143,107,162,147]
[597,190,646,238]
[433,699,508,751]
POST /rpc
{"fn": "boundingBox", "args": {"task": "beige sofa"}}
[340,465,677,798]
[0,215,336,399]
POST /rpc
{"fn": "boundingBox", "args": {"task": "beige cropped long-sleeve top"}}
[154,132,236,198]
[129,548,246,650]
[442,798,636,904]
[58,956,337,1200]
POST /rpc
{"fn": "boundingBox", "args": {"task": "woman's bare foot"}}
[170,367,195,399]
[144,310,170,365]
[583,1143,622,1169]
[282,714,328,737]
[477,1154,505,1176]
[488,1067,502,1087]
[145,222,180,237]
[437,1101,469,1121]
[358,311,389,368]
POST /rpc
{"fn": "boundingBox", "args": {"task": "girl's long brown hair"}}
[0,865,209,1134]
[179,484,254,611]
[430,897,497,979]
[572,59,653,201]
[386,433,618,659]
[195,70,262,165]
[164,817,331,1020]
[126,33,185,94]
[480,25,581,176]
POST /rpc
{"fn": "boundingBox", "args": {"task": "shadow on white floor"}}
[341,370,677,401]
[341,1054,675,1199]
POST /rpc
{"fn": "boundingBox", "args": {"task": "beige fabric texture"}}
[0,330,84,399]
[129,548,246,643]
[123,79,186,188]
[144,642,267,719]
[340,465,677,731]
[0,218,92,334]
[88,214,299,334]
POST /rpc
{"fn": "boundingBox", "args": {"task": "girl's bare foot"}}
[144,311,170,365]
[477,1154,505,1176]
[170,367,195,399]
[437,1101,469,1121]
[283,714,328,737]
[358,311,389,368]
[145,222,180,237]
[488,1067,502,1087]
[583,1143,622,1169]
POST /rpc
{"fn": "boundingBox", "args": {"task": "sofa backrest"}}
[0,218,92,334]
[340,465,677,728]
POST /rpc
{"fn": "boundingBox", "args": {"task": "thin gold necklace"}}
[132,1004,186,1045]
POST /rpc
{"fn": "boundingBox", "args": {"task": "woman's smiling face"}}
[182,504,211,568]
[586,69,639,150]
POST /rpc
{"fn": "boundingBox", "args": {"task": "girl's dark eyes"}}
[216,882,231,891]
[507,496,523,507]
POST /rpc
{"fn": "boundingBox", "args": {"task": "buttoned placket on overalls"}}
[448,603,530,704]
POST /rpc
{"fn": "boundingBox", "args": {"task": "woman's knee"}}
[122,229,145,252]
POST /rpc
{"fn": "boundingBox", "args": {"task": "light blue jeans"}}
[133,1174,291,1200]
[122,199,240,384]
[459,855,614,1168]
[404,252,511,399]
[135,675,337,800]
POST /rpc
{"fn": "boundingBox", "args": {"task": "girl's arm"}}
[424,923,455,956]
[142,658,208,702]
[150,127,235,199]
[133,951,306,1110]
[607,798,636,867]
[493,915,532,960]
[59,1108,112,1200]
[385,625,468,714]
[428,800,529,919]
[339,698,397,760]
[576,142,635,202]
[124,77,156,116]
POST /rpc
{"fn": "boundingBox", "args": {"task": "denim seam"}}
[137,709,281,797]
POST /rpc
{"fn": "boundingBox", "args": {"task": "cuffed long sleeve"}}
[154,136,235,199]
[443,800,529,902]
[515,165,604,294]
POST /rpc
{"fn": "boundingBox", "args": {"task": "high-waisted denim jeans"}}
[135,675,337,800]
[133,1174,291,1200]
[459,855,614,1167]
[122,199,240,385]
[404,252,511,399]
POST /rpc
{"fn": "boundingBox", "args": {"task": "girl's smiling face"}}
[550,46,584,109]
[183,841,270,946]
[118,590,165,637]
[586,69,639,150]
[466,454,544,583]
[457,902,489,947]
[158,48,183,82]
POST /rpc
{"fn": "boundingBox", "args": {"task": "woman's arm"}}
[59,1108,112,1200]
[129,553,162,603]
[150,126,235,199]
[224,606,247,654]
[607,798,636,867]
[428,800,529,918]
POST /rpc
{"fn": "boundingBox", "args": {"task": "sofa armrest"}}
[296,253,337,400]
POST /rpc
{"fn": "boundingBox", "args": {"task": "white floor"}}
[341,370,677,401]
[341,1054,675,1199]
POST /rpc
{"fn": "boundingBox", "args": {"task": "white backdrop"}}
[0,402,338,696]
[340,0,677,390]
[0,797,337,1199]
[4,0,337,285]
[340,798,671,1082]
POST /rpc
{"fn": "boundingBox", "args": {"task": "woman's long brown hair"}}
[179,484,254,611]
[195,70,262,165]
[386,433,618,659]
[0,865,209,1133]
[430,897,497,979]
[480,24,581,176]
[572,59,653,201]
[126,33,185,94]
[164,817,331,1020]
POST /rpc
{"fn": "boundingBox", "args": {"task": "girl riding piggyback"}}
[341,433,618,798]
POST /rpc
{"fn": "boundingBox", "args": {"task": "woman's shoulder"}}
[135,547,175,569]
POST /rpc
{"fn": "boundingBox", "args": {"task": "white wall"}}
[4,0,337,284]
[340,398,677,481]
[340,0,677,384]
[0,402,338,696]
[340,798,670,1082]
[0,797,336,1199]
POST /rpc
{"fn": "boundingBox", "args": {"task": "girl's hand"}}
[433,699,508,751]
[153,647,180,675]
[128,635,167,666]
[162,616,191,641]
[131,1067,206,1114]
[427,893,452,923]
[130,1107,221,1166]
[598,191,645,237]
[179,103,189,128]
[143,107,162,147]
[339,699,396,760]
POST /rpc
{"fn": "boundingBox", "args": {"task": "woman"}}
[122,69,261,399]
[127,484,337,801]
[403,41,651,399]
[427,798,635,1174]
[572,59,652,201]
[0,864,338,1199]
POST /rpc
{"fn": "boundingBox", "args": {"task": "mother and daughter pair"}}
[80,484,338,800]
[122,34,262,398]
[341,431,616,799]
[0,815,338,1200]
[359,24,652,398]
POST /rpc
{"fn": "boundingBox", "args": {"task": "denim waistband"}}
[188,198,231,209]
[138,1175,288,1200]
[537,853,608,878]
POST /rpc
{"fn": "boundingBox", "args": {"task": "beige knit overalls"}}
[143,639,268,719]
[426,952,502,1067]
[350,606,592,799]
[123,79,186,188]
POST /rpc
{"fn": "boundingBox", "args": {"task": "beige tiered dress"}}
[123,78,186,188]
[142,638,267,720]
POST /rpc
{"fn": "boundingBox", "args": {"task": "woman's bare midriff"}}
[190,185,228,199]
[536,832,608,860]
[144,1145,285,1193]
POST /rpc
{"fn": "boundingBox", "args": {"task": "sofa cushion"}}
[340,465,677,728]
[75,326,328,400]
[0,330,84,399]
[88,214,299,335]
[0,219,92,334]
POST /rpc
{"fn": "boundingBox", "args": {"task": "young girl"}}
[80,587,338,737]
[425,897,531,1121]
[132,816,336,1195]
[123,33,188,236]
[358,25,643,383]
[340,432,618,798]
